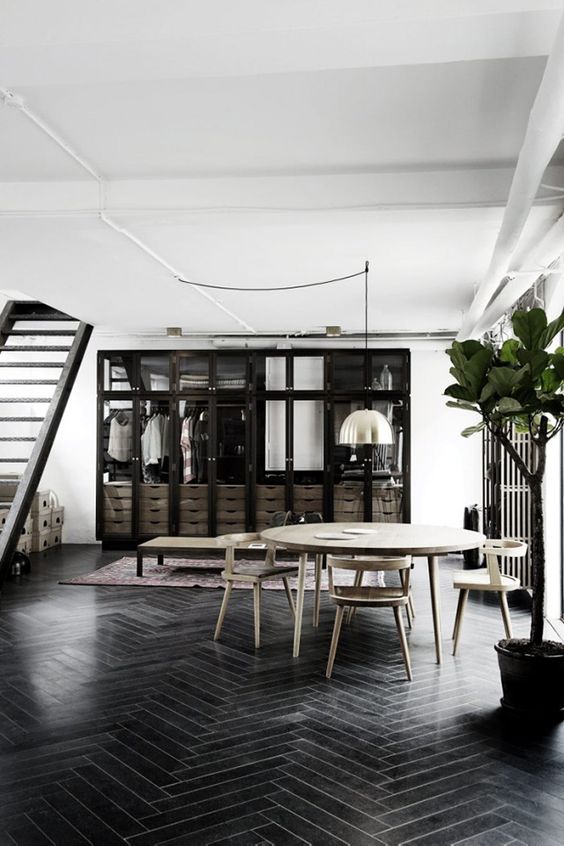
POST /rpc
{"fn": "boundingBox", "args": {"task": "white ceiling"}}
[1,0,564,335]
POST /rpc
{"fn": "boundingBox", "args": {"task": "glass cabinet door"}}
[369,352,406,392]
[370,398,405,523]
[216,403,247,535]
[292,399,324,516]
[139,355,170,392]
[178,400,209,536]
[102,400,133,535]
[215,354,248,391]
[138,398,171,536]
[332,351,366,391]
[332,399,365,522]
[255,354,286,391]
[293,355,324,390]
[178,354,210,392]
[103,354,134,392]
[255,398,287,531]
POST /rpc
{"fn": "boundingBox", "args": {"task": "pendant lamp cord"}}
[365,260,369,353]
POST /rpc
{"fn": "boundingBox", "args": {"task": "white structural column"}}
[458,11,564,339]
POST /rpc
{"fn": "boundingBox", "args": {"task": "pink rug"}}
[60,557,385,590]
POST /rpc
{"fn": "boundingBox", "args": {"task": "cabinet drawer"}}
[217,521,246,534]
[216,508,245,520]
[178,522,209,535]
[140,497,169,511]
[217,486,245,502]
[104,519,131,534]
[104,507,132,521]
[104,483,132,500]
[179,492,208,507]
[139,520,169,534]
[139,506,169,521]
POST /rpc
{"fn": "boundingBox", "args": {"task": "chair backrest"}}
[482,538,528,585]
[216,532,275,573]
[327,555,411,595]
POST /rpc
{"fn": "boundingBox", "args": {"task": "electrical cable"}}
[177,268,366,292]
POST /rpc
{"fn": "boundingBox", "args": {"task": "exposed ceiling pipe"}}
[0,86,256,334]
[470,212,564,336]
[458,10,564,339]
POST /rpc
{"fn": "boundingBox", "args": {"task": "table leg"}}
[157,554,164,566]
[137,549,143,577]
[293,553,307,658]
[427,555,442,664]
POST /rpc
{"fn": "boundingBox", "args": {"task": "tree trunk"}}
[529,474,545,646]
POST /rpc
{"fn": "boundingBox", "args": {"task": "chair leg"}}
[393,605,413,681]
[408,591,416,619]
[282,577,296,619]
[498,592,513,639]
[452,589,469,656]
[214,581,233,641]
[347,570,363,624]
[313,554,322,628]
[326,605,345,679]
[253,582,262,649]
[400,570,413,629]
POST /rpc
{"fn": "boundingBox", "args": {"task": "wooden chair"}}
[451,538,527,656]
[213,532,298,649]
[344,557,415,629]
[325,555,413,680]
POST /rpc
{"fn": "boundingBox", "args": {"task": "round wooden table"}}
[261,522,485,663]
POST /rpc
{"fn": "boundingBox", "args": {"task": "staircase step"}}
[0,380,59,385]
[9,303,75,321]
[0,362,65,368]
[9,329,77,337]
[0,398,51,403]
[0,437,36,442]
[0,346,72,352]
[0,417,45,422]
[0,458,28,462]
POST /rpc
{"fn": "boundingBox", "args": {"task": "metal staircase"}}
[0,301,92,586]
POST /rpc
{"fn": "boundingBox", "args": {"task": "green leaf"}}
[541,368,562,393]
[459,339,485,359]
[444,383,474,401]
[497,397,523,413]
[551,353,564,381]
[446,400,480,412]
[516,349,549,380]
[512,308,548,350]
[478,382,496,403]
[464,346,494,399]
[499,338,520,364]
[487,366,526,397]
[461,422,486,438]
[541,309,564,348]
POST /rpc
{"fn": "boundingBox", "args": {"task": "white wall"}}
[410,349,482,527]
[36,336,482,544]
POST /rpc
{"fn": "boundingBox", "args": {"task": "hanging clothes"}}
[141,414,162,466]
[107,412,133,462]
[180,415,195,482]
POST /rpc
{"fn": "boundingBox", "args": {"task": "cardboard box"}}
[30,528,51,552]
[49,527,62,547]
[30,491,53,514]
[32,510,51,532]
[51,507,64,527]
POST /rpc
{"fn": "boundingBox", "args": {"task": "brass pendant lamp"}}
[338,261,394,446]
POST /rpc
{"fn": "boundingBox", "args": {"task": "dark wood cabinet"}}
[97,348,410,546]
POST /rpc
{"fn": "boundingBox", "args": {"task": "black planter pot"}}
[495,642,564,716]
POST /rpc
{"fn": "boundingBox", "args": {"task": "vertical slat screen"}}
[483,426,532,588]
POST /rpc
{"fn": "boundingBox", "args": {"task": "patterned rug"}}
[60,557,385,590]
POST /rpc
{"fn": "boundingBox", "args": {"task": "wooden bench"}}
[136,536,229,577]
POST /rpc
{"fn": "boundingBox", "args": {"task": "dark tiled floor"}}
[0,544,562,845]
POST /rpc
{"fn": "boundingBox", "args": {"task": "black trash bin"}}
[463,504,483,569]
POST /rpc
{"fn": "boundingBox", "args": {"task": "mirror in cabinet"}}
[140,354,170,392]
[102,399,133,535]
[292,399,324,517]
[256,398,286,530]
[216,403,247,535]
[178,400,209,536]
[103,353,134,392]
[138,399,170,535]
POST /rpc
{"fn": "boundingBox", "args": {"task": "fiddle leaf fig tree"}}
[445,308,564,647]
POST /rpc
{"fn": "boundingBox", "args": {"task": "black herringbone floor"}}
[0,546,563,846]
